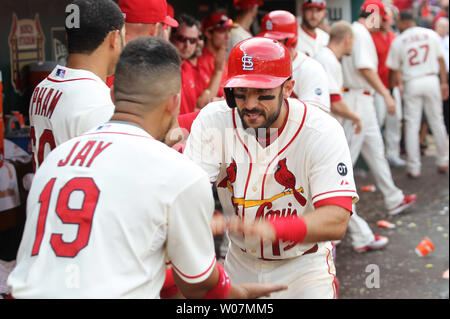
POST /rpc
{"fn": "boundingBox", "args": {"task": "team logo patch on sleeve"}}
[315,88,322,96]
[337,163,348,176]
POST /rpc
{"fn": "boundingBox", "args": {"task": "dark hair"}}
[114,37,181,103]
[399,10,415,22]
[173,13,201,33]
[359,9,373,19]
[66,0,124,54]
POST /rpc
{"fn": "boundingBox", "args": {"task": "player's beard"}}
[237,88,284,135]
[302,16,323,30]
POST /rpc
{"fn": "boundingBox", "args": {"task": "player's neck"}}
[328,43,342,60]
[66,53,108,83]
[269,100,288,131]
[301,23,317,38]
[236,13,254,32]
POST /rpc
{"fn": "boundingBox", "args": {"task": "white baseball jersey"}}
[8,122,216,298]
[29,65,114,170]
[296,24,329,57]
[315,46,344,97]
[386,26,444,82]
[229,24,252,54]
[341,22,378,92]
[292,51,331,112]
[184,98,358,260]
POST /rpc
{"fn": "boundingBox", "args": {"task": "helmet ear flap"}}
[224,88,237,108]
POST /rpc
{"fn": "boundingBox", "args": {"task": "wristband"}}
[160,268,179,299]
[203,263,231,299]
[270,216,307,244]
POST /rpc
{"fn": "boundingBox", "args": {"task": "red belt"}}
[343,88,372,96]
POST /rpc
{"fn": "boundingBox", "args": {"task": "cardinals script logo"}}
[242,53,254,71]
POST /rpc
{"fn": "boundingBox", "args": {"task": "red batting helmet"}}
[302,0,326,10]
[258,10,298,49]
[224,37,292,108]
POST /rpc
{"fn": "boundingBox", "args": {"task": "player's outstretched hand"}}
[228,217,276,242]
[229,282,288,299]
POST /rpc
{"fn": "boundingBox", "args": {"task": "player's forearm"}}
[197,70,224,109]
[359,68,390,97]
[173,265,220,299]
[301,205,350,242]
[268,205,350,244]
[330,100,359,122]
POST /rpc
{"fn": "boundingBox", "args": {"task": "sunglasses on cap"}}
[175,35,198,44]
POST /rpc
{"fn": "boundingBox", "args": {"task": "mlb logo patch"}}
[55,68,66,78]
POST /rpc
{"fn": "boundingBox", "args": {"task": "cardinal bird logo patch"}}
[217,159,237,188]
[275,158,306,206]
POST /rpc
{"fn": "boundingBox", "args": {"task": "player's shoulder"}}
[299,99,343,135]
[193,100,233,128]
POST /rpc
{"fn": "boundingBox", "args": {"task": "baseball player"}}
[341,0,417,217]
[185,37,358,298]
[29,0,124,171]
[386,10,449,177]
[315,21,389,253]
[7,37,286,299]
[371,5,405,168]
[296,0,329,57]
[258,10,330,113]
[228,0,263,54]
[315,21,362,132]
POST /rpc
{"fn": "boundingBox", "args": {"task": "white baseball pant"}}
[374,88,403,159]
[224,242,337,299]
[402,75,449,175]
[342,90,404,210]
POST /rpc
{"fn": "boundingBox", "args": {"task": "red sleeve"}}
[160,268,179,298]
[178,111,200,134]
[314,196,353,215]
[330,94,342,103]
[106,75,115,88]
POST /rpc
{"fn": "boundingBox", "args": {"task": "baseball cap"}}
[233,0,264,11]
[361,0,390,21]
[302,0,326,10]
[165,3,178,27]
[202,13,234,32]
[118,0,178,27]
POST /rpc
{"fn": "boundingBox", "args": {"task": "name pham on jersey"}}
[29,87,63,119]
[402,33,429,44]
[58,140,112,168]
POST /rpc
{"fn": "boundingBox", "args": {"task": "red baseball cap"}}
[302,0,326,10]
[202,13,234,32]
[361,0,390,21]
[233,0,264,10]
[165,3,178,27]
[118,0,178,27]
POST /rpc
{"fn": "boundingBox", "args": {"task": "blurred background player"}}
[29,0,124,171]
[198,13,234,99]
[185,37,358,298]
[315,22,362,145]
[315,21,388,253]
[386,10,449,178]
[341,0,418,217]
[371,5,406,168]
[9,36,287,299]
[296,0,329,57]
[434,16,449,134]
[228,0,263,54]
[259,10,330,113]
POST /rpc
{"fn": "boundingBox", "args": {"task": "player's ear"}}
[166,92,181,117]
[282,78,295,99]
